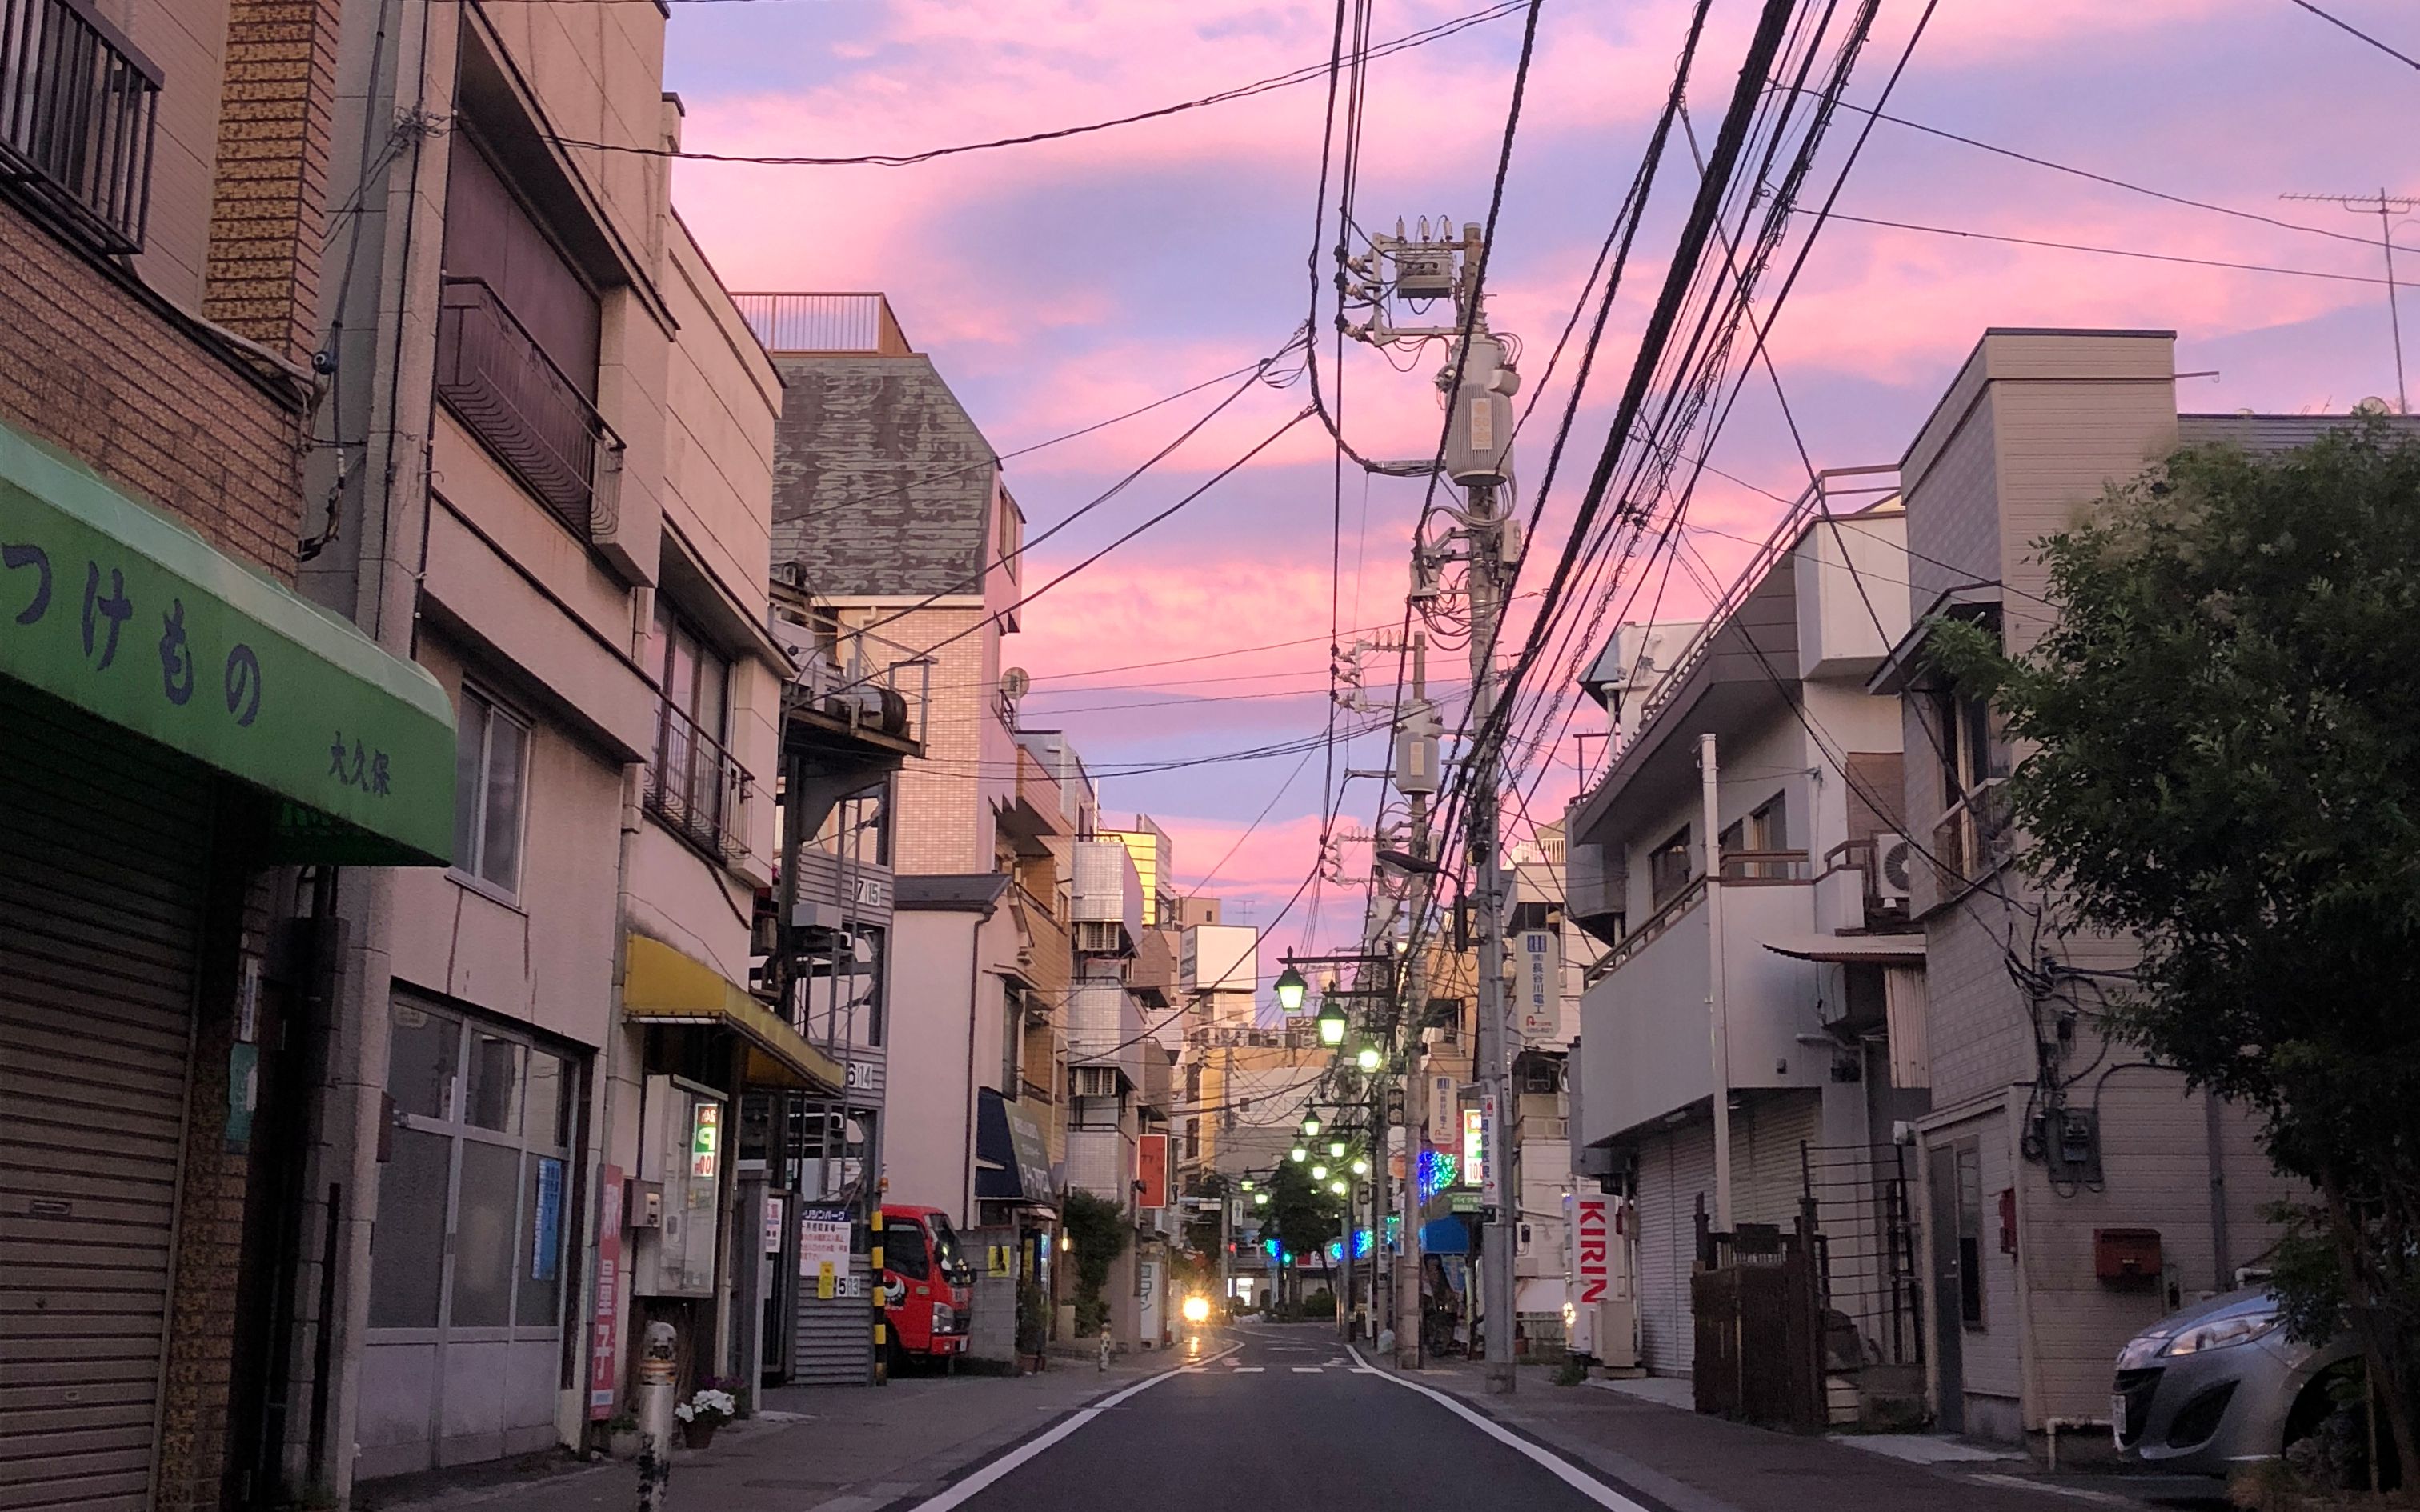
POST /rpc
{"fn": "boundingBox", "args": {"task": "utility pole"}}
[1700,734,1734,1231]
[2283,190,2420,413]
[1395,632,1431,1368]
[1346,218,1519,1388]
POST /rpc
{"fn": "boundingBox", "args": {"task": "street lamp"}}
[1253,1191,1268,1206]
[1290,1145,1308,1163]
[1274,960,1309,1014]
[1328,1179,1348,1196]
[1239,1177,1256,1192]
[1312,1164,1329,1182]
[1356,1043,1382,1074]
[1316,992,1348,1046]
[1352,1157,1370,1177]
[1328,1138,1348,1159]
[1300,1112,1322,1138]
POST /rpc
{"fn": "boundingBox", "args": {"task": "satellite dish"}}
[1000,666,1031,701]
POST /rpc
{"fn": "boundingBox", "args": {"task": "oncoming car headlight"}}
[1181,1294,1212,1325]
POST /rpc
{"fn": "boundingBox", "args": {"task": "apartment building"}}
[1865,330,2317,1447]
[1567,475,1925,1392]
[0,2,457,1506]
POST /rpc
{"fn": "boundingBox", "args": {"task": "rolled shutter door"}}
[0,682,210,1510]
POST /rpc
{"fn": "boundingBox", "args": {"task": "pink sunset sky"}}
[661,0,2416,947]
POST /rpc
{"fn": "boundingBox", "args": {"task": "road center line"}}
[1344,1346,1658,1512]
[902,1343,1241,1512]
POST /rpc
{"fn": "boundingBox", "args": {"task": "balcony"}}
[0,0,161,253]
[435,277,622,541]
[789,621,932,750]
[733,292,913,356]
[1574,868,1833,1142]
[643,699,750,866]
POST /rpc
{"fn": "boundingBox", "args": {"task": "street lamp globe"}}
[1300,1112,1322,1138]
[1316,994,1348,1046]
[1273,962,1308,1014]
[1290,1145,1308,1163]
[1328,1138,1348,1159]
[1253,1191,1268,1206]
[1239,1177,1255,1192]
[1328,1179,1348,1196]
[1311,1164,1329,1182]
[1351,1157,1369,1177]
[1355,1043,1381,1074]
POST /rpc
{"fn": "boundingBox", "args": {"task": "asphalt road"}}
[915,1319,1643,1512]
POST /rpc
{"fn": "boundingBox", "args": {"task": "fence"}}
[1690,1218,1824,1433]
[1801,1142,1923,1372]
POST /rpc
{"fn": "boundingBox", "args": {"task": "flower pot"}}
[1019,1352,1047,1375]
[607,1429,643,1461]
[681,1420,720,1451]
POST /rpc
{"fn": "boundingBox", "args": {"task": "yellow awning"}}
[623,934,843,1093]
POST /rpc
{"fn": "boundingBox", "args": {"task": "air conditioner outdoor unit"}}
[1874,833,1915,904]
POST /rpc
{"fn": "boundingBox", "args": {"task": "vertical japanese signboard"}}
[588,1166,623,1419]
[1137,1132,1169,1210]
[1464,1105,1488,1197]
[1574,1196,1609,1304]
[1430,1075,1458,1148]
[1517,929,1561,1042]
[799,1208,851,1300]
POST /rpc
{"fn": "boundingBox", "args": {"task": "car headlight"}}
[2162,1308,2279,1357]
[932,1302,956,1330]
[2117,1333,2171,1371]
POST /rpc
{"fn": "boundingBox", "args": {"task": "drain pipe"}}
[2043,1416,2109,1473]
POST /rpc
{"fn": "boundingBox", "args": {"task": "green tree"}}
[1931,422,2420,1473]
[1261,1158,1346,1298]
[1061,1190,1131,1338]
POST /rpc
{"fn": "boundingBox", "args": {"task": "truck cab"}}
[879,1205,975,1366]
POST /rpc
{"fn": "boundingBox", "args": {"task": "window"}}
[648,602,741,858]
[453,686,528,894]
[1001,981,1023,1094]
[1648,826,1693,909]
[888,1218,930,1280]
[368,1001,577,1335]
[1521,1059,1561,1095]
[1956,1144,1985,1327]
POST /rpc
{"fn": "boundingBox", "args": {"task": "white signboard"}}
[1517,930,1561,1043]
[1429,1075,1457,1148]
[799,1207,851,1298]
[1477,1095,1500,1208]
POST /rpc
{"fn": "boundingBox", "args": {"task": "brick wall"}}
[206,0,344,366]
[872,604,1008,876]
[0,202,307,580]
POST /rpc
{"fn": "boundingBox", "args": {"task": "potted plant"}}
[675,1379,739,1450]
[1016,1281,1050,1374]
[603,1412,642,1460]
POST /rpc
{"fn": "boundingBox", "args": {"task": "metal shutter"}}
[0,682,210,1510]
[792,1257,874,1385]
[1636,1121,1716,1378]
[1736,1091,1822,1229]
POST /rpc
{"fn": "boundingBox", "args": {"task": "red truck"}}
[879,1204,975,1370]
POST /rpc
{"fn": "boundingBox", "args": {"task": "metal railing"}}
[792,624,932,749]
[0,0,159,253]
[1720,848,1810,883]
[1931,780,2013,894]
[1589,876,1705,985]
[643,699,750,865]
[435,277,621,540]
[731,292,912,356]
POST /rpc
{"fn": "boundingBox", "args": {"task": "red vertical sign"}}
[588,1164,623,1420]
[1575,1196,1609,1304]
[1137,1133,1168,1209]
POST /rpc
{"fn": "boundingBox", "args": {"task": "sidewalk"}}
[359,1342,1215,1512]
[1355,1354,2229,1512]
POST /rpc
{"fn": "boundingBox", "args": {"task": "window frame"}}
[1647,826,1693,910]
[1955,1142,1986,1330]
[452,682,531,902]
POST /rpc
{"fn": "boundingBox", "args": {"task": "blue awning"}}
[1420,1217,1469,1255]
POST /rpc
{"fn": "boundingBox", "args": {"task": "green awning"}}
[0,418,455,864]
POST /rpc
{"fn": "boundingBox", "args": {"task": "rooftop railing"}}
[731,292,913,356]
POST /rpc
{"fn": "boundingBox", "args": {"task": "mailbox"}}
[2095,1226,2162,1283]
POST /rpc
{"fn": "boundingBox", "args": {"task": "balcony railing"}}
[731,292,912,356]
[644,699,750,866]
[1931,780,2013,894]
[435,277,621,541]
[1720,848,1809,884]
[0,0,159,254]
[792,623,932,749]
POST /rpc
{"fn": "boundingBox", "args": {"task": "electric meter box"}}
[1394,246,1456,302]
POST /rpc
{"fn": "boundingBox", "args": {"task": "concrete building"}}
[0,2,457,1505]
[294,0,864,1478]
[1567,474,1927,1394]
[1865,330,2312,1448]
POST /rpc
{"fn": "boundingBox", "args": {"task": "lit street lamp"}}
[1312,1164,1329,1182]
[1316,990,1347,1046]
[1356,1043,1381,1073]
[1301,1112,1322,1138]
[1274,961,1308,1014]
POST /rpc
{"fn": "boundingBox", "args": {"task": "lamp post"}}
[1274,960,1308,1015]
[1316,989,1348,1048]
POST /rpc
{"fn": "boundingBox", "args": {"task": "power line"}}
[539,1,1532,167]
[2285,0,2420,71]
[1821,210,2396,285]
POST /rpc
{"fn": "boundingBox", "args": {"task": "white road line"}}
[1345,1346,1657,1512]
[1971,1474,2130,1505]
[1232,1366,1265,1374]
[903,1344,1240,1512]
[1291,1366,1324,1374]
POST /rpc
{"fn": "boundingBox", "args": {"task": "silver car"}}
[2112,1287,2359,1474]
